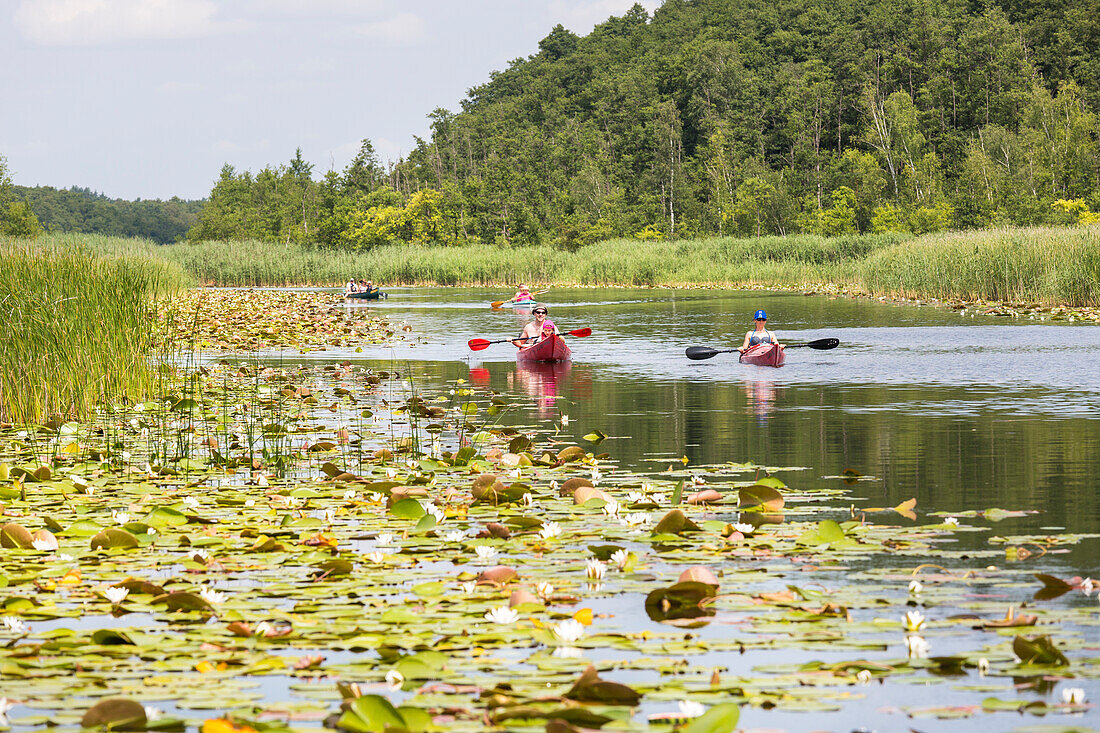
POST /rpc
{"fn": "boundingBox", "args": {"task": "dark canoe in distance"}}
[345,289,386,300]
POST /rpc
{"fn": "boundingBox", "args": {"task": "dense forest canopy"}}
[15,0,1100,247]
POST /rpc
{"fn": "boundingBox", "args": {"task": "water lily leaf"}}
[390,498,425,519]
[559,477,592,495]
[556,446,585,463]
[0,522,33,549]
[394,651,446,679]
[893,498,917,521]
[1012,635,1069,666]
[92,629,136,645]
[582,430,607,444]
[144,507,188,527]
[113,578,165,596]
[983,607,1037,628]
[313,558,353,577]
[738,484,784,511]
[681,703,740,733]
[587,544,623,561]
[337,694,406,733]
[477,566,518,585]
[151,591,215,613]
[81,698,148,730]
[1032,574,1073,600]
[645,581,717,622]
[413,514,437,532]
[652,509,700,535]
[564,665,641,705]
[411,582,445,598]
[90,528,139,550]
[754,476,786,489]
[508,435,532,454]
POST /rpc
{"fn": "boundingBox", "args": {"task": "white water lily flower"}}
[323,509,337,524]
[367,492,384,503]
[460,581,476,594]
[0,698,14,727]
[443,530,465,543]
[539,521,562,540]
[908,579,923,594]
[385,468,398,479]
[521,493,534,507]
[385,669,404,688]
[111,510,130,525]
[284,496,301,508]
[475,545,497,561]
[121,451,131,462]
[244,499,256,507]
[585,559,606,580]
[375,533,394,547]
[199,586,226,605]
[977,658,990,676]
[84,485,95,496]
[146,527,157,535]
[255,474,269,487]
[32,538,54,551]
[678,700,705,718]
[943,516,959,527]
[190,549,210,561]
[591,467,602,484]
[143,706,163,722]
[508,468,521,479]
[625,491,645,504]
[3,616,26,634]
[342,489,358,500]
[553,646,583,658]
[602,500,620,517]
[367,551,387,563]
[1079,577,1095,596]
[104,587,129,604]
[905,610,926,631]
[905,634,930,658]
[622,512,650,528]
[254,621,274,637]
[484,606,519,625]
[560,415,569,426]
[855,669,872,684]
[424,504,445,523]
[691,475,706,486]
[182,496,200,510]
[733,522,755,535]
[536,581,554,598]
[650,493,666,505]
[549,480,559,491]
[58,553,74,562]
[1061,687,1086,704]
[552,618,586,643]
[610,549,629,570]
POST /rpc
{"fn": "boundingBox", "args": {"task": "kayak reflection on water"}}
[512,361,572,418]
[744,378,778,422]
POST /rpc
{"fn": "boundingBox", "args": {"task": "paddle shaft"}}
[468,327,591,351]
[491,289,550,308]
[685,337,839,360]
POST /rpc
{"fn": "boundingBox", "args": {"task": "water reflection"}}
[512,361,572,418]
[743,377,778,422]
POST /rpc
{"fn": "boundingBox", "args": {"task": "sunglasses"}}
[533,309,547,315]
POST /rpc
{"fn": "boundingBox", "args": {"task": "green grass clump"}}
[0,235,190,424]
[861,226,1100,305]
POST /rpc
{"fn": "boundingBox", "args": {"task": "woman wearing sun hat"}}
[739,309,782,354]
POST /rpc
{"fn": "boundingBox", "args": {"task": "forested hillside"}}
[190,0,1100,248]
[14,185,202,243]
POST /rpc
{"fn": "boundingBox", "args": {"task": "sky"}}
[0,0,660,201]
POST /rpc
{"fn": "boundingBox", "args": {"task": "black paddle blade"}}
[686,346,722,360]
[807,338,840,350]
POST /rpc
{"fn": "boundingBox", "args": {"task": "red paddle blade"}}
[467,339,492,351]
[569,327,592,337]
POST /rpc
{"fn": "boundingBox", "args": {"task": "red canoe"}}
[517,333,572,363]
[740,342,785,367]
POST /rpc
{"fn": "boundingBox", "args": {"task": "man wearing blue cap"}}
[738,310,783,354]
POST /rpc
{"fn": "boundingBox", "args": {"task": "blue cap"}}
[753,310,767,320]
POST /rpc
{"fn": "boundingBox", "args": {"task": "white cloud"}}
[15,0,227,45]
[549,0,661,35]
[241,0,384,16]
[352,12,426,46]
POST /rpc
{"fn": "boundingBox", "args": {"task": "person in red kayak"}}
[513,304,560,348]
[739,310,783,354]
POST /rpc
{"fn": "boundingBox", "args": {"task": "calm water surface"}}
[298,287,1098,730]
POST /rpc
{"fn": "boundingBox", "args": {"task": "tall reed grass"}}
[150,233,907,288]
[0,235,190,424]
[860,227,1100,305]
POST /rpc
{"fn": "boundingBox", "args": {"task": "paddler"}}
[739,310,783,354]
[513,304,560,348]
[511,284,533,303]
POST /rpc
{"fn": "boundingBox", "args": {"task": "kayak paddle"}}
[468,327,592,351]
[490,289,550,309]
[685,337,839,360]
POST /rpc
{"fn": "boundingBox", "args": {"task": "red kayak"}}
[740,342,785,367]
[517,333,572,363]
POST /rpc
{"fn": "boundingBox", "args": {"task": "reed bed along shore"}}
[0,236,190,424]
